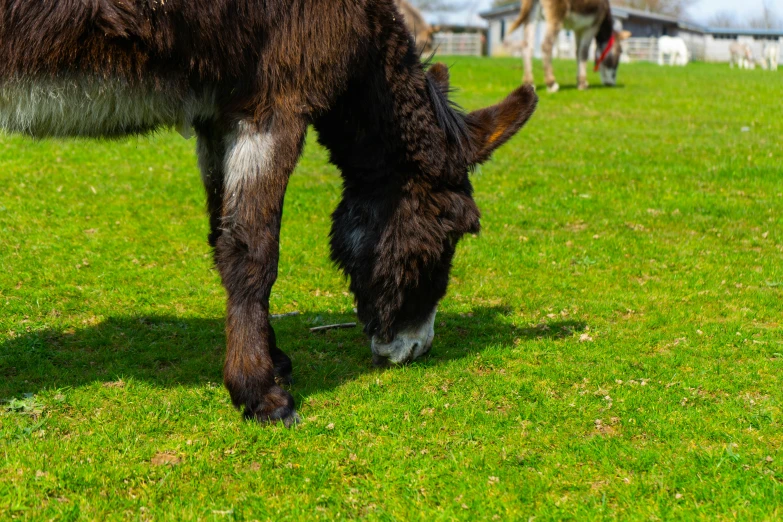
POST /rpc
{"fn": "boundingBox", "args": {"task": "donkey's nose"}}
[371,337,421,366]
[371,342,429,367]
[371,309,437,366]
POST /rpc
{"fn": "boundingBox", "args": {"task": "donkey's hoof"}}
[546,82,560,93]
[281,411,302,428]
[247,407,301,428]
[242,386,299,427]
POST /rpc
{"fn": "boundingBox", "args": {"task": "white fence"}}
[624,37,658,62]
[492,31,714,62]
[433,33,483,56]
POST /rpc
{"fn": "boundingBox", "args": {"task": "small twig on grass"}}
[309,323,357,333]
[271,311,300,319]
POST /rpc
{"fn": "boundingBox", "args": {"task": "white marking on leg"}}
[372,308,437,365]
[578,60,589,89]
[223,121,275,195]
[564,13,599,32]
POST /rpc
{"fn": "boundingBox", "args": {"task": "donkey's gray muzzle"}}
[371,308,437,365]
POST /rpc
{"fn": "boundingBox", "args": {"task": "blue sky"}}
[685,0,769,22]
[432,0,776,26]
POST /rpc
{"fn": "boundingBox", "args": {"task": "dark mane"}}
[596,12,614,45]
[424,68,469,152]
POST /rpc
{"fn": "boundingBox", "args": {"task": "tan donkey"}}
[509,0,631,92]
[396,0,437,53]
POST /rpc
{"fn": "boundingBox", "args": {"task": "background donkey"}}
[395,0,437,53]
[730,42,756,70]
[761,43,779,72]
[0,0,537,426]
[509,0,631,92]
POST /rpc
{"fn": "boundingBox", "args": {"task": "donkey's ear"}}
[426,62,450,93]
[465,85,537,165]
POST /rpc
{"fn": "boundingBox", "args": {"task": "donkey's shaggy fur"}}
[0,0,537,426]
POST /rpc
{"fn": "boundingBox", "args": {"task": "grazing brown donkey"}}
[0,0,537,426]
[510,0,631,91]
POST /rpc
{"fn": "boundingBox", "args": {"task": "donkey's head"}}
[329,63,537,366]
[595,18,632,86]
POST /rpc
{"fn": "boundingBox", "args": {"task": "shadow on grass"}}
[0,309,586,400]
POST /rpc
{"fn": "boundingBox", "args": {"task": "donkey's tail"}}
[508,0,537,33]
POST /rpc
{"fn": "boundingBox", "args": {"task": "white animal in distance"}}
[762,43,780,71]
[657,36,690,66]
[730,42,756,70]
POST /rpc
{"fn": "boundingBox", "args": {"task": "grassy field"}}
[1,58,782,520]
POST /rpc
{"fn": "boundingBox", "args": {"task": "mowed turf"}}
[1,58,781,520]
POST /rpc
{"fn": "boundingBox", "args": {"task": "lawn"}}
[1,58,781,520]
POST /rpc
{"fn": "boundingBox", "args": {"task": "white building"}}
[703,28,782,63]
[480,5,783,64]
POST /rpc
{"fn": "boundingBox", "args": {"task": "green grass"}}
[1,59,782,520]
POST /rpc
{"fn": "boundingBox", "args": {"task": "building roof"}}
[477,5,519,20]
[705,27,783,36]
[478,4,783,37]
[612,6,680,24]
[479,5,686,25]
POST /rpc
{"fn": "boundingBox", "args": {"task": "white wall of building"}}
[703,35,783,63]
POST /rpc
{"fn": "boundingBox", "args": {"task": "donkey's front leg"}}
[216,115,305,426]
[575,31,593,91]
[197,119,294,389]
[541,21,562,93]
[522,21,537,86]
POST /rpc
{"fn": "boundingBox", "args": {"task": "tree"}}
[707,2,781,30]
[708,11,737,29]
[747,0,781,29]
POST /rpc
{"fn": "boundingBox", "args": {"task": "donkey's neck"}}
[314,28,448,188]
[596,12,614,46]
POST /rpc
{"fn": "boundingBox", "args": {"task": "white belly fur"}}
[563,12,598,32]
[0,76,214,138]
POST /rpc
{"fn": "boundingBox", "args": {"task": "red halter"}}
[594,34,616,72]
